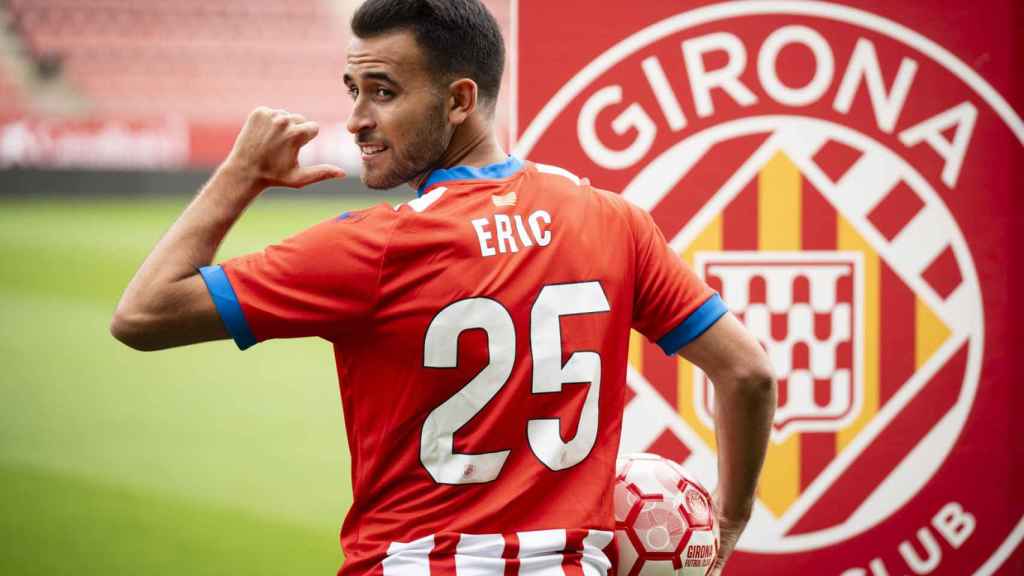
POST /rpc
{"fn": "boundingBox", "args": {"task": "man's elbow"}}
[110,308,163,351]
[717,358,776,403]
[736,360,777,406]
[741,365,776,399]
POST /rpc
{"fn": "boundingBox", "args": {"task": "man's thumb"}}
[290,164,346,187]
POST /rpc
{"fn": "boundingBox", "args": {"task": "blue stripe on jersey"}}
[657,293,728,355]
[199,265,257,350]
[417,156,524,197]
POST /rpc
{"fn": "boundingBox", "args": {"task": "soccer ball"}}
[614,453,719,576]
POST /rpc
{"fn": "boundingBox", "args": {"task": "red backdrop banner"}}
[512,1,1022,574]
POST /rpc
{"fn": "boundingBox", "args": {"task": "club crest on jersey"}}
[492,191,518,207]
[514,1,1022,573]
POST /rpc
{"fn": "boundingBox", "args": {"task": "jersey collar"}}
[416,156,524,197]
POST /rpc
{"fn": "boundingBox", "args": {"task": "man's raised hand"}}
[226,107,345,190]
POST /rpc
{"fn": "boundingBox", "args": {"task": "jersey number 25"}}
[421,281,610,485]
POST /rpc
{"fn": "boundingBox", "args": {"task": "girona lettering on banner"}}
[512,1,1023,574]
[572,25,974,188]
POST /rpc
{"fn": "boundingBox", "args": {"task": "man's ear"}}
[447,78,478,125]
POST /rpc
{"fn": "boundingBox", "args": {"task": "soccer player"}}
[111,1,775,574]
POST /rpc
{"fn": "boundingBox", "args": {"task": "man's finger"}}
[289,121,321,145]
[287,164,346,188]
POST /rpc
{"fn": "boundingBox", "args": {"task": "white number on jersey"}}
[420,281,610,484]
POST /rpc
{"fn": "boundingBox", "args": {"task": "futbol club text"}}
[840,501,975,575]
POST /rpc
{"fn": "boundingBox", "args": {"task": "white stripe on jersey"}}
[517,529,567,576]
[383,534,434,575]
[581,531,614,576]
[454,533,506,576]
[381,529,613,576]
[534,163,582,186]
[403,186,448,213]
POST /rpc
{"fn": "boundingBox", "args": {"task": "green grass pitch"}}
[0,192,399,575]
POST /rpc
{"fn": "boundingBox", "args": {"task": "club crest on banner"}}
[513,0,1022,573]
[694,251,864,442]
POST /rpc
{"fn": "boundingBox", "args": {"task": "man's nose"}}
[347,100,376,134]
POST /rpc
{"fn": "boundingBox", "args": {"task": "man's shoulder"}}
[335,202,398,225]
[287,202,401,256]
[524,161,643,220]
[527,161,587,188]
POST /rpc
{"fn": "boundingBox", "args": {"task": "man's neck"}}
[410,113,508,191]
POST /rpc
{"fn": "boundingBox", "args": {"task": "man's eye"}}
[375,87,393,98]
[347,86,359,99]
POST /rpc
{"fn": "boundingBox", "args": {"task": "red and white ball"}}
[614,453,719,576]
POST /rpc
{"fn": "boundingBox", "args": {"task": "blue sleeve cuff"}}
[199,265,258,351]
[656,293,728,356]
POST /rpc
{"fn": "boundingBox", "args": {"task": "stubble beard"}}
[361,100,450,190]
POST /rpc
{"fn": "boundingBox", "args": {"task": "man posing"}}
[111,1,775,574]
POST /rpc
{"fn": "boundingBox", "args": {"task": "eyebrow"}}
[343,71,398,85]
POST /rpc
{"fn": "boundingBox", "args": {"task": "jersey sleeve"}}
[629,205,728,356]
[199,207,396,350]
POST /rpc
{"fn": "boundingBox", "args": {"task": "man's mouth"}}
[360,144,388,157]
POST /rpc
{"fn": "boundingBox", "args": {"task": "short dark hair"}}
[352,0,505,107]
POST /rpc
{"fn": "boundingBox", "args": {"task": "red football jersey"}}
[199,157,726,575]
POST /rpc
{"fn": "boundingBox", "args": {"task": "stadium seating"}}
[1,0,510,137]
[0,60,23,114]
[6,0,350,121]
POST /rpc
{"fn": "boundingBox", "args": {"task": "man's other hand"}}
[708,493,750,576]
[227,107,346,190]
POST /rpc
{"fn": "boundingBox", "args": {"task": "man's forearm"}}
[676,314,775,574]
[713,372,776,520]
[132,163,259,285]
[113,163,260,333]
[110,108,342,351]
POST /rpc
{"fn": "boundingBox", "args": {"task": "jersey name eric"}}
[471,209,552,256]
